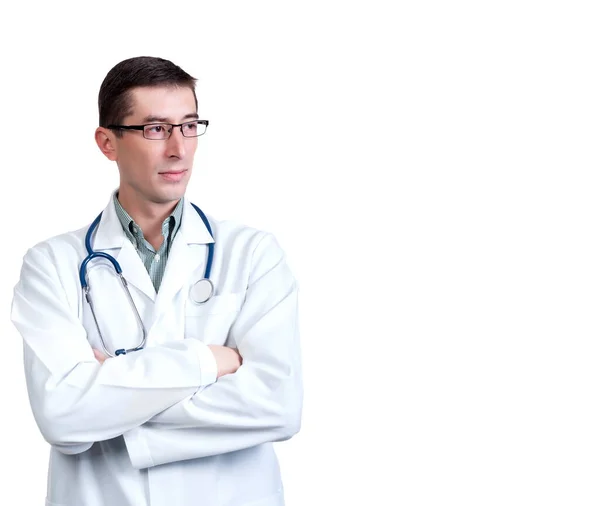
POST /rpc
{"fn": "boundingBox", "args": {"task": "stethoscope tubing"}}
[79,201,215,357]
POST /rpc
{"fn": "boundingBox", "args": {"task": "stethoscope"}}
[79,202,215,357]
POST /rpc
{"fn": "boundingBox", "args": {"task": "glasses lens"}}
[143,124,171,140]
[181,121,207,138]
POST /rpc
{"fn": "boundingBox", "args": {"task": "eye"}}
[184,122,198,132]
[150,125,165,133]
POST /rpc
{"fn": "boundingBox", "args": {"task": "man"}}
[11,56,302,506]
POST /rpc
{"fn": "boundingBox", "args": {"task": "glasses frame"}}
[107,119,209,140]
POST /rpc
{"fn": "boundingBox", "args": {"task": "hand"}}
[207,345,242,378]
[93,349,109,364]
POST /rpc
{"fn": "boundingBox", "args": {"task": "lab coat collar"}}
[93,191,215,250]
[90,190,215,304]
[177,196,216,246]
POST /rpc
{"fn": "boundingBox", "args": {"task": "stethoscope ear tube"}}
[83,271,148,358]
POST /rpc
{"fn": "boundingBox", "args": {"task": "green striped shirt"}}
[113,193,184,292]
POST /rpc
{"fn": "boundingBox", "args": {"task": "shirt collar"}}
[113,191,184,246]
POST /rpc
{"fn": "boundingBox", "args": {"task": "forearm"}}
[12,245,218,452]
[124,360,302,468]
[22,338,215,450]
[124,281,303,469]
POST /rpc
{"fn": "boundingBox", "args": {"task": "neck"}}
[117,187,178,240]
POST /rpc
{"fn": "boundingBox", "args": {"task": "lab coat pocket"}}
[185,292,244,345]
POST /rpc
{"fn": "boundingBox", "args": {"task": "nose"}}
[165,126,186,159]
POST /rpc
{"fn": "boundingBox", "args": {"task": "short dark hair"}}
[98,56,198,136]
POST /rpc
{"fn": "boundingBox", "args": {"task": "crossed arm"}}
[11,233,302,466]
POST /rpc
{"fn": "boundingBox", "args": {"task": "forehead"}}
[127,86,197,122]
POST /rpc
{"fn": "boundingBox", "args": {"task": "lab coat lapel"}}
[92,193,157,302]
[153,199,215,319]
[115,241,157,301]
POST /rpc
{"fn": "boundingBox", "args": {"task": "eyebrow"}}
[141,112,199,123]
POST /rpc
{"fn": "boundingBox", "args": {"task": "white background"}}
[1,1,599,505]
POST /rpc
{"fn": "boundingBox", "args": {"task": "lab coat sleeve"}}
[122,233,303,469]
[11,244,218,454]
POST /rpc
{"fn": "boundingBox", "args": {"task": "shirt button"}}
[154,254,160,262]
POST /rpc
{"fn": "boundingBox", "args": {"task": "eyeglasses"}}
[107,120,209,140]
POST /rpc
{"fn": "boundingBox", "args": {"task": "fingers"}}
[93,348,108,364]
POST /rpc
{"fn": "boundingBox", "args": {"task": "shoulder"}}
[19,225,88,269]
[207,214,286,260]
[205,214,296,290]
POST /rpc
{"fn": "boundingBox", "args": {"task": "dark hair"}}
[98,56,198,136]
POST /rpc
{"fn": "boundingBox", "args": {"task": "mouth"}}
[159,169,188,182]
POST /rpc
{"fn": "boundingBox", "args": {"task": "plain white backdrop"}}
[1,1,600,504]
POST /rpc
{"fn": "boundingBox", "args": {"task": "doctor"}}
[11,56,302,506]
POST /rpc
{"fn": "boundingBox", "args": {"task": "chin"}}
[151,188,187,204]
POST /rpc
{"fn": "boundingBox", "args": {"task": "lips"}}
[159,169,188,182]
[159,169,187,175]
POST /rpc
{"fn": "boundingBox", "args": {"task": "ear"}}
[95,127,118,161]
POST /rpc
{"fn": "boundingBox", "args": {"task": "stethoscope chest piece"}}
[190,278,214,304]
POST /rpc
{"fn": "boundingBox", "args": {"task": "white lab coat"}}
[11,192,302,506]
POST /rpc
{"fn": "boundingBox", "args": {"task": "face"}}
[102,86,199,206]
